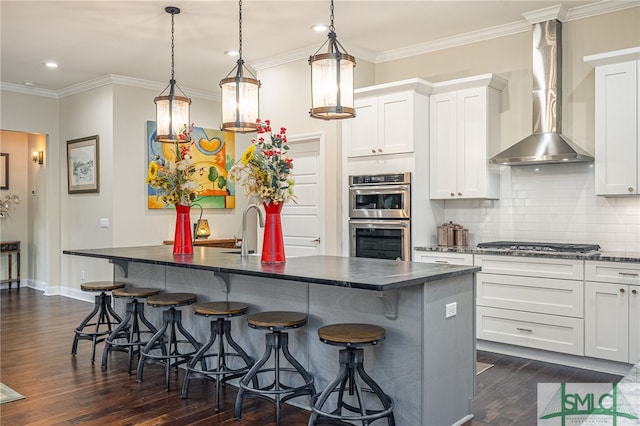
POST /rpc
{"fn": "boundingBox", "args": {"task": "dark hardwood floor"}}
[0,288,624,425]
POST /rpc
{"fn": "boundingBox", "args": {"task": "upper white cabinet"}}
[584,47,640,196]
[429,74,506,200]
[344,78,431,158]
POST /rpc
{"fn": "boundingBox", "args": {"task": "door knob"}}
[312,238,321,243]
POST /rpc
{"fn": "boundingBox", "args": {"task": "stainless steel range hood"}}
[489,19,593,165]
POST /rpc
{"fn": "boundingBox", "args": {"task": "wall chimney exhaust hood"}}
[490,13,593,166]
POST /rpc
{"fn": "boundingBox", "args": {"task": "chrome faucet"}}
[241,204,264,256]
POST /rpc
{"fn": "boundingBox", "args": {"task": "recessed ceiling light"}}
[23,81,35,87]
[224,50,239,57]
[44,61,58,68]
[311,24,328,32]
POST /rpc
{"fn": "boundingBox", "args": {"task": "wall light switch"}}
[445,302,457,319]
[100,218,110,228]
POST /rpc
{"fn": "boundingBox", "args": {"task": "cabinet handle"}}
[619,272,639,277]
[620,288,625,293]
[377,148,383,153]
[371,149,376,153]
[450,193,455,197]
[516,327,533,333]
[434,260,449,264]
[457,192,462,196]
[629,187,634,193]
[633,289,638,295]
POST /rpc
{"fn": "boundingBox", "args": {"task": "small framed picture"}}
[0,153,8,190]
[67,135,100,194]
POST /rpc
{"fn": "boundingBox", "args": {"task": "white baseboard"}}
[477,340,633,376]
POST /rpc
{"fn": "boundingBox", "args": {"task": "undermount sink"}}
[222,250,255,255]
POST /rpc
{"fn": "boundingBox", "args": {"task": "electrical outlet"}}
[445,302,457,319]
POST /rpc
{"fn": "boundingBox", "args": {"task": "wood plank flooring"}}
[0,288,625,425]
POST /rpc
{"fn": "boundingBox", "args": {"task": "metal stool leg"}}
[72,292,122,363]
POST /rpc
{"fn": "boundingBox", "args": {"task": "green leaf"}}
[208,167,218,182]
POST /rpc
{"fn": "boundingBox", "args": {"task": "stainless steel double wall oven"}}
[348,172,411,261]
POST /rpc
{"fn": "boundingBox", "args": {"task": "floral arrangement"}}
[230,119,296,205]
[0,193,20,218]
[146,123,202,206]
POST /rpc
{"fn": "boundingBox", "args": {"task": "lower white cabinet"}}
[474,255,585,356]
[413,251,473,265]
[585,261,640,364]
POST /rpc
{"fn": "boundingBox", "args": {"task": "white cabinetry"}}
[585,261,640,363]
[413,250,473,266]
[429,74,506,200]
[474,255,584,356]
[584,47,640,196]
[344,79,431,158]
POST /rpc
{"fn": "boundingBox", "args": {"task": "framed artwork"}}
[146,121,236,209]
[67,135,100,194]
[0,153,8,190]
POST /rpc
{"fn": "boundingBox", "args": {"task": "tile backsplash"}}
[441,162,640,253]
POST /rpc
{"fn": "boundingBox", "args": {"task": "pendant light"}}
[309,0,356,120]
[220,0,260,133]
[154,6,191,143]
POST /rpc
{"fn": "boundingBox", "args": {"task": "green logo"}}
[538,383,639,425]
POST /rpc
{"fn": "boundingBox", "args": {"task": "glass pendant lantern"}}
[309,0,356,120]
[154,6,191,143]
[220,0,260,133]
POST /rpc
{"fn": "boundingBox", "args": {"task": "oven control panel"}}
[349,172,411,186]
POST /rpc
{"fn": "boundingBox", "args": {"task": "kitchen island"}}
[64,245,480,426]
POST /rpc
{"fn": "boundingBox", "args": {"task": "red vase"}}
[173,203,193,255]
[261,202,285,264]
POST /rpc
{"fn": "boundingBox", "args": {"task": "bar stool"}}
[71,281,126,363]
[136,292,200,391]
[181,301,255,412]
[235,311,316,425]
[101,287,161,374]
[308,323,395,426]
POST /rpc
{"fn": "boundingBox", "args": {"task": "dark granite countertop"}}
[64,245,480,291]
[414,246,640,263]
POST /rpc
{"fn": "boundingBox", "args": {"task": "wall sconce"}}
[194,219,211,239]
[32,150,44,165]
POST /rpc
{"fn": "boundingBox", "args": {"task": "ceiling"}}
[0,1,630,97]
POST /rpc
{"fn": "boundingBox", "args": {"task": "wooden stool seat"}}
[193,301,248,317]
[146,292,196,307]
[80,281,126,292]
[246,311,307,330]
[112,287,160,298]
[318,323,386,346]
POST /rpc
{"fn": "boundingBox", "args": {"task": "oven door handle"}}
[350,185,409,194]
[350,220,409,228]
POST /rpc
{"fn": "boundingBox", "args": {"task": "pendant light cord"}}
[329,0,335,33]
[170,10,176,82]
[238,0,243,61]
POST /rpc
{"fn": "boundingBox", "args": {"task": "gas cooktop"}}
[477,241,601,254]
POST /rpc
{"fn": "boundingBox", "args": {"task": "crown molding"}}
[251,44,377,72]
[0,82,59,98]
[1,74,220,102]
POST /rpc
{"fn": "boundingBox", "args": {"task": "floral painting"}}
[146,121,236,209]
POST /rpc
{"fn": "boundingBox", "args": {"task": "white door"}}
[259,133,324,257]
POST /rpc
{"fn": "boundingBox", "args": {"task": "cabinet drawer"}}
[477,306,584,356]
[474,255,584,280]
[414,252,473,266]
[585,261,640,285]
[477,273,583,317]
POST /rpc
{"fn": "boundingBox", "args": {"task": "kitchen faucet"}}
[241,204,264,257]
